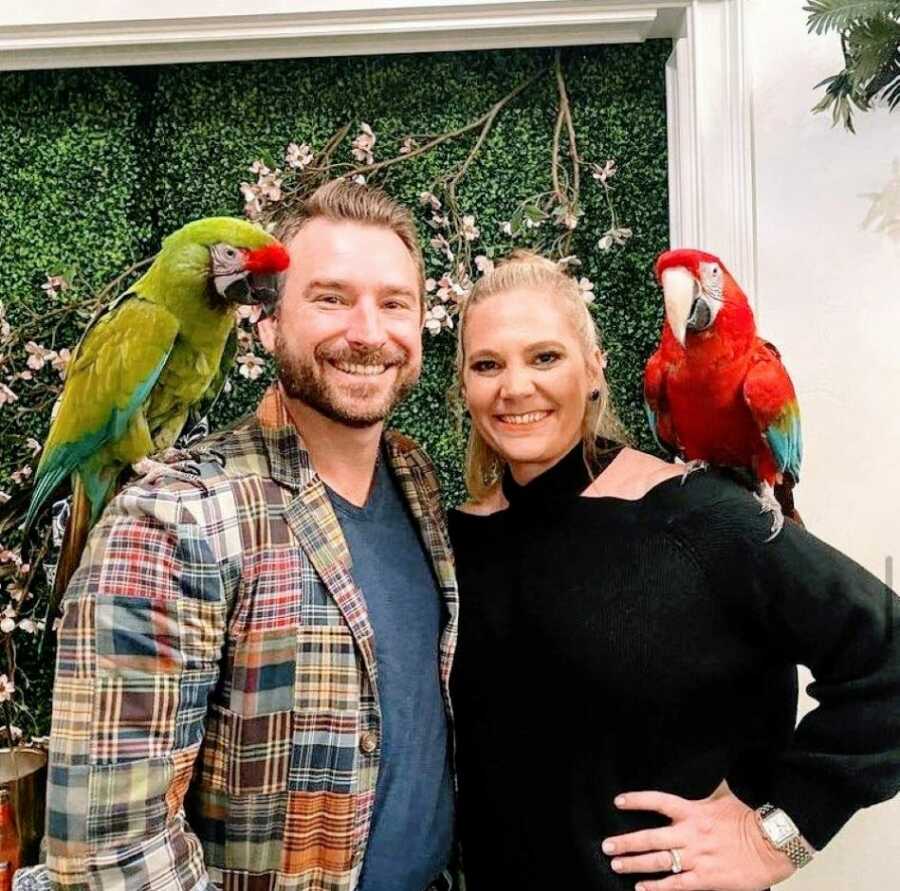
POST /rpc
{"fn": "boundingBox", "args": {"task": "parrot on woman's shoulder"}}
[644,248,802,539]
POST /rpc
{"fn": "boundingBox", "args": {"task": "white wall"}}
[747,2,900,888]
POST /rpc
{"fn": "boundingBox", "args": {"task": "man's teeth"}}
[332,361,387,376]
[498,411,550,425]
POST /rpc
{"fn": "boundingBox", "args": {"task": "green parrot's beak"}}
[224,271,279,307]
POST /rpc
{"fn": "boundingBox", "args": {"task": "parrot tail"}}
[48,477,92,618]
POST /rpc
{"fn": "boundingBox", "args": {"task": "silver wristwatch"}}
[755,804,814,869]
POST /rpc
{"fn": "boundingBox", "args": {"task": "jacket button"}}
[359,731,379,754]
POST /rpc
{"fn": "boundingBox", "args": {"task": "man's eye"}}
[316,294,343,304]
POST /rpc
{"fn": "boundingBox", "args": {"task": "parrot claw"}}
[132,458,173,487]
[754,483,784,541]
[679,459,709,485]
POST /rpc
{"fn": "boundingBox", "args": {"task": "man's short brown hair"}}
[272,179,425,309]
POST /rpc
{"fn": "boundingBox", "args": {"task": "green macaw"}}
[23,217,290,609]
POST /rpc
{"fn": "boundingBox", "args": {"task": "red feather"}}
[246,243,290,274]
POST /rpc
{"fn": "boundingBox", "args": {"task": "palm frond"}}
[847,15,900,85]
[805,0,900,36]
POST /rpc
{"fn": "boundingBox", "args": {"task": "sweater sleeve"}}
[676,480,900,851]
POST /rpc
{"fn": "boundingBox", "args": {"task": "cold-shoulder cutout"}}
[580,447,684,502]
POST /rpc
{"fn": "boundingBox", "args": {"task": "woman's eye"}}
[471,359,498,373]
[534,351,561,365]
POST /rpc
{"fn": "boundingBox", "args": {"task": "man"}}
[40,181,457,891]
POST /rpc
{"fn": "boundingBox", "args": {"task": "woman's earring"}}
[589,389,601,402]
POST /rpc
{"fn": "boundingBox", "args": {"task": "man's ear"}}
[257,315,277,354]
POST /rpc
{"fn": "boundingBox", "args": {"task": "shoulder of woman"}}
[581,448,683,500]
[456,483,509,516]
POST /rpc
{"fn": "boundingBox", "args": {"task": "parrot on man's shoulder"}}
[643,248,802,539]
[22,216,290,614]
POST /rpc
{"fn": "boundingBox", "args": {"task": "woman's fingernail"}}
[611,859,622,872]
[602,840,615,854]
[615,795,626,807]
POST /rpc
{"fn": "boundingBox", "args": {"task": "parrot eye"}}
[224,248,237,258]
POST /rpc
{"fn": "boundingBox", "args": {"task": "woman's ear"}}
[587,346,605,392]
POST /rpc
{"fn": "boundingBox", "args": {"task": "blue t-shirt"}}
[326,453,453,891]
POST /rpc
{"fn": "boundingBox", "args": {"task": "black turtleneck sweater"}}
[447,445,900,891]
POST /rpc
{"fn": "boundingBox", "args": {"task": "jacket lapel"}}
[385,433,459,719]
[256,386,379,693]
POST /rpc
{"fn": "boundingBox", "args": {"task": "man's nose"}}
[345,300,386,349]
[499,364,536,400]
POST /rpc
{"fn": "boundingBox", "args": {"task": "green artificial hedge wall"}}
[1,43,670,734]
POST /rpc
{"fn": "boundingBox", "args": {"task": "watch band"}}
[756,804,814,870]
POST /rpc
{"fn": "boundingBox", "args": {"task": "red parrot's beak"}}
[660,265,698,347]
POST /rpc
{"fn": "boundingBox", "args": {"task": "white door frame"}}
[1,0,756,295]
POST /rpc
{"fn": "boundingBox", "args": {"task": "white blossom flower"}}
[499,220,513,236]
[598,227,633,251]
[556,255,581,270]
[40,274,69,299]
[52,348,72,378]
[461,215,480,242]
[399,136,417,155]
[352,174,367,186]
[430,234,454,260]
[0,617,16,635]
[16,370,32,381]
[577,277,595,303]
[0,550,19,566]
[428,212,448,230]
[25,438,41,456]
[235,305,263,325]
[592,160,618,185]
[419,192,441,211]
[25,341,51,371]
[237,354,266,380]
[0,384,18,407]
[10,466,31,485]
[285,142,314,170]
[17,619,35,635]
[424,278,437,293]
[351,123,376,165]
[474,255,494,275]
[240,183,264,219]
[249,160,271,177]
[0,492,9,506]
[0,675,14,702]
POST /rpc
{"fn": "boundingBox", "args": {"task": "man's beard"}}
[274,331,418,429]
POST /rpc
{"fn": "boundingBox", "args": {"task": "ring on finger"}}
[669,849,683,874]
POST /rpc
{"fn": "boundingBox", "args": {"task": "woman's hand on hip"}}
[600,781,796,891]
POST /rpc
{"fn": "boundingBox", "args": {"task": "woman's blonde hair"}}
[452,249,628,501]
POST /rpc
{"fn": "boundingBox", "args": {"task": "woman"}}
[447,251,900,891]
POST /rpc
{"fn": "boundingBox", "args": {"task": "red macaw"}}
[643,248,802,537]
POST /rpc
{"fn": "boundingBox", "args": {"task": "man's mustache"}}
[316,345,409,367]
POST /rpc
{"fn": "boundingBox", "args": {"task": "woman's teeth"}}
[332,361,387,376]
[497,411,550,425]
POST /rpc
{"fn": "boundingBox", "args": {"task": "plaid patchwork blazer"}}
[43,385,459,891]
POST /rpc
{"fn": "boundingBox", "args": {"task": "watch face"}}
[763,810,799,846]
